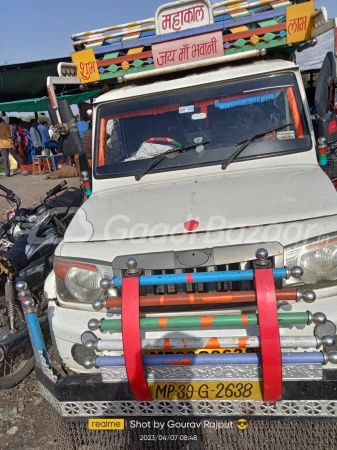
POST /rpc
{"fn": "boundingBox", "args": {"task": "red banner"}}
[153,31,224,69]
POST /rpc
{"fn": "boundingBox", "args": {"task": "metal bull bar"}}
[81,250,337,403]
[16,248,337,420]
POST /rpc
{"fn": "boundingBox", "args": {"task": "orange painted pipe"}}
[105,289,297,308]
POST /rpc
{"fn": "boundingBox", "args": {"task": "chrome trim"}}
[111,242,283,270]
[100,364,322,383]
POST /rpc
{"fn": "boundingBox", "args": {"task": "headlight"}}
[38,210,50,225]
[66,267,102,301]
[37,206,47,215]
[285,234,337,285]
[54,257,114,302]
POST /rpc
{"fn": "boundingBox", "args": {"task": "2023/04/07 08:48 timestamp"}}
[148,381,262,401]
[139,435,198,442]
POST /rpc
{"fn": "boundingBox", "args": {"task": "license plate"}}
[145,348,258,355]
[148,381,263,401]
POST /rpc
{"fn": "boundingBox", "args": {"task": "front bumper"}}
[37,363,337,419]
[43,302,337,418]
[25,256,337,420]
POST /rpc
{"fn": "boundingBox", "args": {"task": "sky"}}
[1,0,337,65]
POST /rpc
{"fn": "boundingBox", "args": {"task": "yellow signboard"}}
[71,49,100,84]
[286,1,315,44]
[148,381,263,401]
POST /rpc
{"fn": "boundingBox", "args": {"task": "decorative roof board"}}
[65,1,325,85]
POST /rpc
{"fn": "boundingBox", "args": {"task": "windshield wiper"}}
[135,141,210,181]
[221,123,294,171]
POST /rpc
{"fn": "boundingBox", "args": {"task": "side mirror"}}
[315,52,336,117]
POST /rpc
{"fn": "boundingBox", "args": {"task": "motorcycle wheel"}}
[0,308,35,389]
[0,341,34,390]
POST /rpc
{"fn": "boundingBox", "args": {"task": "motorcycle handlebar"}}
[0,185,12,195]
[45,181,67,200]
[0,185,21,211]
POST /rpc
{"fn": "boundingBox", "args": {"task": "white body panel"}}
[65,165,337,243]
[56,214,337,267]
[44,270,56,300]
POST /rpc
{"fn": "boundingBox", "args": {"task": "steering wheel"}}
[141,137,183,150]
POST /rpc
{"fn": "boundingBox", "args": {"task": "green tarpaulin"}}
[0,89,103,113]
[0,57,71,101]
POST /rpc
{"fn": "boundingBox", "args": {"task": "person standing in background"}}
[22,128,35,164]
[76,115,89,139]
[9,123,24,165]
[30,119,42,155]
[87,109,93,126]
[17,121,28,159]
[38,121,50,151]
[82,124,93,159]
[9,123,19,152]
[0,117,23,176]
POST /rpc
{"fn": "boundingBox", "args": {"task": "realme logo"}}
[88,419,125,430]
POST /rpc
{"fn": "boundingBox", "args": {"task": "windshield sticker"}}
[192,113,207,120]
[179,105,194,114]
[215,91,280,110]
[277,131,296,140]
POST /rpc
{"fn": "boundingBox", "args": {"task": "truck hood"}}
[65,166,337,243]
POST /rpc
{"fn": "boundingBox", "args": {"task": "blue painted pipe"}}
[113,268,287,288]
[95,352,324,367]
[25,311,49,367]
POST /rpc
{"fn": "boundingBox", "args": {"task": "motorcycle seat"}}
[46,187,83,210]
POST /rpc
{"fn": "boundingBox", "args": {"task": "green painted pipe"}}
[99,312,309,331]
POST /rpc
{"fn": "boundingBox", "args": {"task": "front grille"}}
[112,243,284,297]
[143,263,251,296]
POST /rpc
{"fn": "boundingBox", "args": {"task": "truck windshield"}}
[95,72,311,179]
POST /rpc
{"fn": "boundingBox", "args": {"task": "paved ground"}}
[0,372,58,450]
[0,173,80,449]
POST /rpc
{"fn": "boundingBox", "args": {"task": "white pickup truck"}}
[48,57,337,372]
[21,0,337,447]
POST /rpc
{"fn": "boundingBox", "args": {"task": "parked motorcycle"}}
[0,181,84,247]
[0,181,82,290]
[0,182,83,389]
